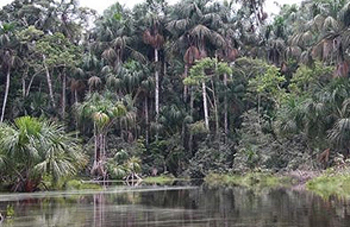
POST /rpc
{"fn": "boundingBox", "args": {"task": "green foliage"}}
[6,204,14,218]
[234,109,316,172]
[189,120,209,134]
[248,60,286,106]
[148,134,185,175]
[143,175,177,185]
[36,32,82,67]
[188,136,235,178]
[0,116,87,191]
[289,62,334,95]
[187,57,232,84]
[2,0,350,188]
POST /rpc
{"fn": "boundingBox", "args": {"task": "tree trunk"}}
[155,48,159,140]
[183,64,189,101]
[189,87,194,155]
[22,76,26,98]
[211,79,219,135]
[62,70,67,119]
[144,96,149,146]
[224,73,228,140]
[43,55,56,108]
[74,90,78,104]
[92,123,99,175]
[1,68,10,122]
[202,81,209,131]
[26,73,37,97]
[99,133,104,161]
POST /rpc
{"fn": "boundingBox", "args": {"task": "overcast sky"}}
[0,0,302,15]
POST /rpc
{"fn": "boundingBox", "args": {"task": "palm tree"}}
[76,92,127,179]
[139,0,167,137]
[167,0,227,101]
[0,116,86,192]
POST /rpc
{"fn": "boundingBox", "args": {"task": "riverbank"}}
[306,170,350,198]
[204,169,350,198]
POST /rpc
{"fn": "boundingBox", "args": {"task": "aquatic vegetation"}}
[306,172,350,199]
[65,180,102,190]
[205,172,292,188]
[142,175,188,185]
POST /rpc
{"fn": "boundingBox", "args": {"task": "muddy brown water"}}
[0,184,350,227]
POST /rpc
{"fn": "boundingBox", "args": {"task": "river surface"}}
[1,184,350,227]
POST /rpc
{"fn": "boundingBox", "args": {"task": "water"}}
[1,185,350,227]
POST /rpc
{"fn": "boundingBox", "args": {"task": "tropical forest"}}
[1,0,350,197]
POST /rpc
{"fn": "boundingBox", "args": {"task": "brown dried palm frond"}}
[334,61,349,78]
[312,38,336,61]
[199,49,207,59]
[70,78,86,93]
[143,30,164,49]
[152,34,164,49]
[142,29,152,45]
[226,48,239,62]
[184,46,200,65]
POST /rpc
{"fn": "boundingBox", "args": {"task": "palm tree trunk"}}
[99,133,104,161]
[183,64,189,101]
[22,76,26,98]
[189,87,194,154]
[93,123,99,172]
[145,96,149,146]
[26,73,37,97]
[224,73,228,139]
[1,68,10,122]
[43,55,56,108]
[62,71,67,119]
[74,87,78,102]
[202,81,209,131]
[155,48,159,139]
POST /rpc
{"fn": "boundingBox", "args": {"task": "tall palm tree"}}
[139,0,167,136]
[167,0,226,101]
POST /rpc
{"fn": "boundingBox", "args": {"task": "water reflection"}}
[1,186,350,227]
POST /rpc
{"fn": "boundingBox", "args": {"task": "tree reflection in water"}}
[1,186,350,226]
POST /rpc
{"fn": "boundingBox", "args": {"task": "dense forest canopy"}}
[1,0,350,191]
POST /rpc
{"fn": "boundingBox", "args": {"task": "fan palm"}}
[0,116,86,192]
